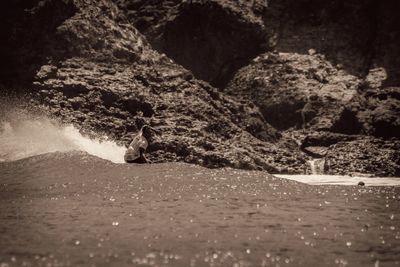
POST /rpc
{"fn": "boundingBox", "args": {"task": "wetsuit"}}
[124,131,148,163]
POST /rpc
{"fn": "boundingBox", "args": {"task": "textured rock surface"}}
[324,138,400,177]
[226,52,360,131]
[0,0,305,173]
[222,0,400,176]
[334,86,400,138]
[1,0,399,176]
[115,0,269,88]
[265,0,400,82]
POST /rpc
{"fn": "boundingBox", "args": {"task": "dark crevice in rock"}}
[262,101,306,131]
[120,98,155,118]
[371,120,400,139]
[330,107,363,135]
[162,2,267,88]
[115,1,270,88]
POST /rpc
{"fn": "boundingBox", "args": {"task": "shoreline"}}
[274,174,400,187]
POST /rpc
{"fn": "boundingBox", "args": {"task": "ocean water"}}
[0,114,400,266]
[0,152,399,266]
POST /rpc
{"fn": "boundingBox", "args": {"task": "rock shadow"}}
[163,2,267,88]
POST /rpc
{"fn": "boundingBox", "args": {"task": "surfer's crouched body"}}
[124,125,155,164]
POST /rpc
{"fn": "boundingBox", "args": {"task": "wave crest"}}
[0,109,125,163]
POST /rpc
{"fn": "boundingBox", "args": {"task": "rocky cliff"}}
[1,0,399,176]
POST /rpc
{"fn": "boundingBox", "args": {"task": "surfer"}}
[124,125,156,163]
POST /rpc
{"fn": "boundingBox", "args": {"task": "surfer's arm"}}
[139,147,145,156]
[138,147,147,162]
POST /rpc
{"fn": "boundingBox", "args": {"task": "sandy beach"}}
[0,152,399,267]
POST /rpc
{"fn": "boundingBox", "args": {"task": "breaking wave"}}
[0,110,126,163]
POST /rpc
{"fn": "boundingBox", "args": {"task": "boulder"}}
[325,138,400,177]
[226,52,360,131]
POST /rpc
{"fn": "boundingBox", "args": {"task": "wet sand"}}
[0,152,399,266]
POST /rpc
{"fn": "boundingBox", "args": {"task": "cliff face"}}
[117,0,399,175]
[1,0,399,175]
[226,52,361,131]
[264,0,400,139]
[0,0,306,173]
[115,0,269,88]
[266,0,400,83]
[116,0,400,87]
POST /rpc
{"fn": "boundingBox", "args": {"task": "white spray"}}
[0,115,126,163]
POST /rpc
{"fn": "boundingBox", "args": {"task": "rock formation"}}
[0,0,306,173]
[0,0,399,176]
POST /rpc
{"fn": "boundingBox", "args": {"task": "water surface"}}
[0,152,399,267]
[1,116,399,266]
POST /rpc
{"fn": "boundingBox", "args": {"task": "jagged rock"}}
[0,0,306,172]
[300,132,360,148]
[329,86,400,139]
[36,65,58,81]
[115,0,269,88]
[330,107,363,135]
[226,52,360,131]
[2,0,400,176]
[325,138,400,177]
[113,0,400,175]
[302,146,328,158]
[264,0,400,83]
